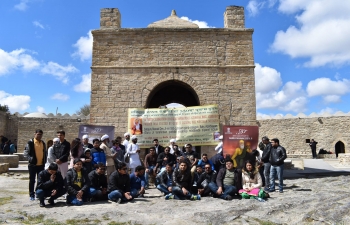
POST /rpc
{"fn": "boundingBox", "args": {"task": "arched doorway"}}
[146,80,200,108]
[335,141,345,158]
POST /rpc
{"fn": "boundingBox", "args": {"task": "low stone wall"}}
[0,155,19,168]
[14,153,26,161]
[0,163,9,174]
[338,153,350,166]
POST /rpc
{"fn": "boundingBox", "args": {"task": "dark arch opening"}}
[335,141,345,158]
[146,80,200,108]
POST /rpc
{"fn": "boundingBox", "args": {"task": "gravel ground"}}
[0,173,350,225]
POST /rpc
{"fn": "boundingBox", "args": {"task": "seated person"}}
[165,162,200,200]
[36,163,66,207]
[144,147,158,188]
[156,163,173,195]
[208,159,242,200]
[108,162,133,204]
[191,165,203,194]
[157,147,176,172]
[239,160,263,199]
[130,165,146,198]
[65,159,91,206]
[88,163,108,201]
[197,163,217,197]
[197,153,215,170]
[80,149,93,174]
[90,139,106,168]
[173,145,183,158]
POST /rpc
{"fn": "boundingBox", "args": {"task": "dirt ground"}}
[0,173,350,225]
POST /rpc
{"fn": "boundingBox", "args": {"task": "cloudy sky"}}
[0,0,349,117]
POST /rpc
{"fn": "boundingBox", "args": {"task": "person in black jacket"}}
[23,129,47,201]
[208,159,242,200]
[65,159,90,206]
[157,147,176,172]
[309,139,318,159]
[36,163,66,207]
[197,164,217,197]
[108,162,132,204]
[53,130,70,179]
[260,136,272,191]
[88,163,108,201]
[156,163,173,195]
[269,138,287,193]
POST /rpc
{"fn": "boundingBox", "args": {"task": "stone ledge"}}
[0,155,19,168]
[14,153,26,161]
[0,163,9,174]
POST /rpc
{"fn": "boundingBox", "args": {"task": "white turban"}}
[82,134,89,139]
[53,138,60,142]
[170,139,176,143]
[131,135,138,140]
[124,132,130,137]
[101,134,109,141]
[219,135,223,140]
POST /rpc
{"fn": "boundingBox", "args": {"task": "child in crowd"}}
[80,149,93,174]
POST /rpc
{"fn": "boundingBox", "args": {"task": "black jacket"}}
[52,139,70,163]
[88,170,108,190]
[216,168,242,191]
[269,145,287,166]
[157,152,176,167]
[24,138,47,166]
[261,142,272,163]
[65,168,90,195]
[107,170,130,195]
[157,170,173,187]
[36,170,65,192]
[197,170,217,189]
[172,168,192,190]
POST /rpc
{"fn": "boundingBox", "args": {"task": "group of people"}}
[23,129,287,207]
[0,135,16,154]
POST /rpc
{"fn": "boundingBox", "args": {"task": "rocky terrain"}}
[0,173,349,225]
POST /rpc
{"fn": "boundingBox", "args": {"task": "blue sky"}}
[0,0,349,117]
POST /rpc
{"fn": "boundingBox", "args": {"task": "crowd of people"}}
[21,129,287,207]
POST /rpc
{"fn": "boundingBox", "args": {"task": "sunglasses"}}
[99,168,106,171]
[205,167,211,169]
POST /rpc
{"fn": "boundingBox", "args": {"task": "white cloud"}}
[41,62,78,84]
[247,0,277,16]
[318,107,335,115]
[0,90,30,112]
[72,31,93,61]
[180,17,214,28]
[306,77,350,103]
[0,48,40,75]
[74,74,91,92]
[14,0,29,11]
[33,21,44,29]
[36,106,45,113]
[255,63,307,112]
[271,0,350,67]
[51,93,69,101]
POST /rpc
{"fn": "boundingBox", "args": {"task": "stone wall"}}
[258,116,350,155]
[0,111,7,137]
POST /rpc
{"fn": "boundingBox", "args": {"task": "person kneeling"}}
[65,159,90,206]
[108,162,133,204]
[36,163,66,207]
[88,163,108,201]
[165,161,200,200]
[239,160,264,199]
[130,165,146,198]
[156,163,173,195]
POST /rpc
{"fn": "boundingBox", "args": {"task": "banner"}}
[127,105,220,147]
[78,125,115,144]
[222,126,259,168]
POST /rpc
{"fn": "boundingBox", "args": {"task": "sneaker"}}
[224,195,233,201]
[279,190,283,193]
[48,198,55,206]
[165,194,174,200]
[39,201,45,207]
[191,194,201,200]
[268,189,276,193]
[116,198,122,204]
[30,196,35,201]
[264,187,270,192]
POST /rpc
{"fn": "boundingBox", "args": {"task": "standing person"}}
[115,136,126,155]
[69,138,83,169]
[53,130,70,179]
[82,135,93,151]
[100,134,116,179]
[183,144,199,176]
[122,133,130,149]
[90,138,106,168]
[260,136,272,191]
[45,138,60,169]
[309,139,318,159]
[269,138,287,193]
[129,166,146,198]
[111,139,125,169]
[24,129,47,201]
[157,147,176,172]
[214,135,223,155]
[126,135,142,173]
[108,162,133,204]
[36,163,66,207]
[144,147,158,188]
[153,139,164,155]
[88,163,108,201]
[169,139,176,154]
[65,159,91,206]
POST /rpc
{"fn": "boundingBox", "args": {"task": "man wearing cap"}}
[215,135,224,155]
[126,135,141,173]
[45,137,60,169]
[82,135,93,151]
[100,134,116,180]
[122,133,130,149]
[169,139,176,154]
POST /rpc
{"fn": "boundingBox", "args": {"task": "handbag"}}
[124,153,130,163]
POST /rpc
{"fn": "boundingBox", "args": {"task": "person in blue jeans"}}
[130,165,146,198]
[36,163,66,207]
[269,138,287,193]
[144,147,158,188]
[208,159,241,201]
[108,162,133,204]
[88,163,108,201]
[156,163,173,195]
